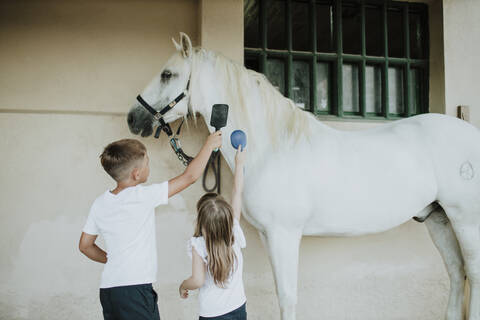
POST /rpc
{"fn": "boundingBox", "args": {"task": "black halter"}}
[136,80,190,138]
[135,78,222,193]
[136,80,193,166]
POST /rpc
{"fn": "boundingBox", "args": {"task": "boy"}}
[79,131,222,320]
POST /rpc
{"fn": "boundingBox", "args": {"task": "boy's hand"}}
[235,145,246,166]
[206,131,222,150]
[179,284,189,299]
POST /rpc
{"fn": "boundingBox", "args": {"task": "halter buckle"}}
[169,137,180,151]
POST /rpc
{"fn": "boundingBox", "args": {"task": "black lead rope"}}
[173,118,221,193]
[202,151,221,193]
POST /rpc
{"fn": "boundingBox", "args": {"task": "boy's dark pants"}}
[100,283,160,320]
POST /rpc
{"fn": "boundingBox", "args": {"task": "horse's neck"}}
[189,52,335,172]
[192,87,269,171]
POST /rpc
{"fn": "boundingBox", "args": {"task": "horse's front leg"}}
[261,226,302,320]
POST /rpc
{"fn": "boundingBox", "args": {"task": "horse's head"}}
[127,32,193,137]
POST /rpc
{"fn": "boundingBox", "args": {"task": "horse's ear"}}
[179,32,192,59]
[172,37,182,51]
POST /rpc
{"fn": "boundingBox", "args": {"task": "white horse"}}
[128,33,480,320]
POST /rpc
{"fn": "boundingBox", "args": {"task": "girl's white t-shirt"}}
[188,219,247,317]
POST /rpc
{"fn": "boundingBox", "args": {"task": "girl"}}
[179,147,247,319]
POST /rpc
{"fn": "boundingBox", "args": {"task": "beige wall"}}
[0,0,462,319]
[199,0,244,64]
[443,0,480,124]
[0,0,198,113]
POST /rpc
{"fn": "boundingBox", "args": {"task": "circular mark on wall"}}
[460,161,475,180]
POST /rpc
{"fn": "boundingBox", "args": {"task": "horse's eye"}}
[161,70,172,80]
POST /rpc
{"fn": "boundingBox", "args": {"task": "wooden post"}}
[457,105,470,122]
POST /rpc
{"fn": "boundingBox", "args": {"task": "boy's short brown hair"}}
[100,139,147,182]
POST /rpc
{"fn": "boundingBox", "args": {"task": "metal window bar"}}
[244,0,429,120]
[404,3,412,117]
[360,0,367,117]
[311,0,318,113]
[382,2,389,118]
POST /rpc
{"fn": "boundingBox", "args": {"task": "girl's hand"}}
[179,284,189,299]
[235,145,246,166]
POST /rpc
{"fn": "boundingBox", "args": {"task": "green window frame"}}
[244,0,429,120]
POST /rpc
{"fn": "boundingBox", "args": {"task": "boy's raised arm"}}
[168,131,222,198]
[231,146,246,221]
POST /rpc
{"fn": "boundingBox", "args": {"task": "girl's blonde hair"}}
[194,193,237,287]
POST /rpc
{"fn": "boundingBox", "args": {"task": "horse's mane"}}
[190,48,312,147]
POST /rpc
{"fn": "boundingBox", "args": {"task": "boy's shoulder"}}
[91,182,169,211]
[137,182,169,207]
[88,190,111,214]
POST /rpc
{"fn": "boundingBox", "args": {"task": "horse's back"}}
[243,113,480,235]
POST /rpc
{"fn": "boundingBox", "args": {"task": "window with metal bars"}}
[244,0,429,119]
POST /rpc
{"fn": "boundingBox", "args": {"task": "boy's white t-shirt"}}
[188,219,247,317]
[83,182,168,289]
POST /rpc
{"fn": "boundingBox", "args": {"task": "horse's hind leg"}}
[444,205,480,320]
[424,207,465,320]
[261,226,302,320]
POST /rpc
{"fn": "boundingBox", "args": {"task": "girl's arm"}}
[231,146,246,221]
[179,248,206,298]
